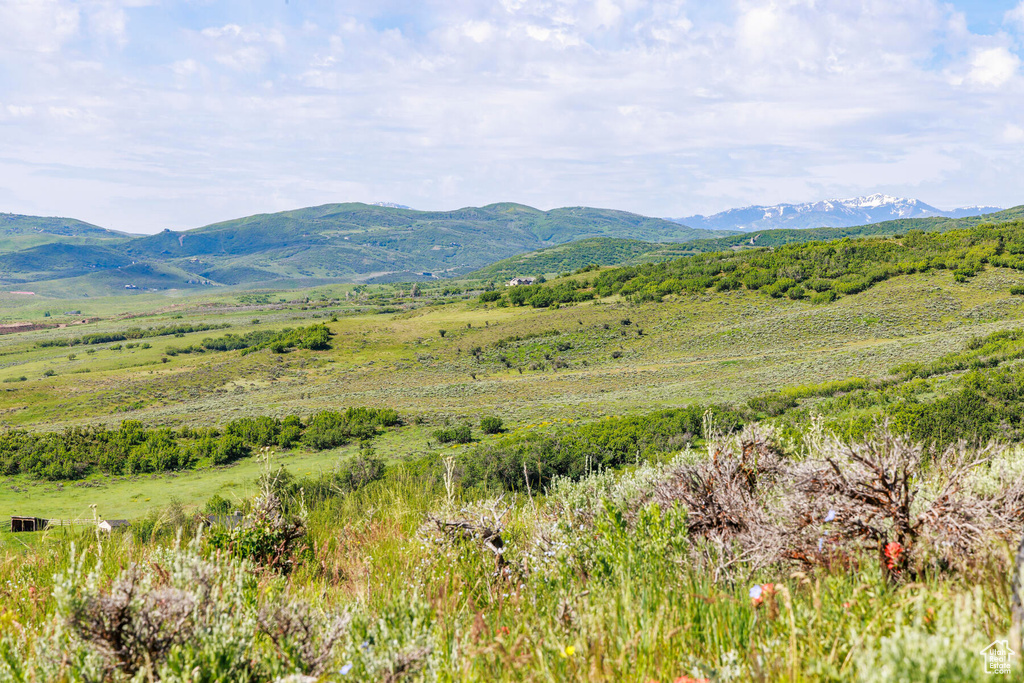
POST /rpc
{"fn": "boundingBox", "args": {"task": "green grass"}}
[1,263,1024,519]
[0,436,1018,681]
[1,247,1023,680]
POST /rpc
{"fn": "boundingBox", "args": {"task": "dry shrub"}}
[424,497,518,578]
[652,423,792,578]
[66,564,197,678]
[651,420,1024,581]
[257,600,350,676]
[793,430,1024,580]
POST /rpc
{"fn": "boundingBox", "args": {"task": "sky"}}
[0,0,1023,234]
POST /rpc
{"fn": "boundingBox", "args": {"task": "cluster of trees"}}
[745,326,1024,448]
[890,328,1024,380]
[457,405,743,492]
[503,281,594,308]
[506,221,1024,305]
[165,324,334,356]
[36,323,230,347]
[0,406,400,481]
[37,323,332,356]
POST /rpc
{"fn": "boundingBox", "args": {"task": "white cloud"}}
[0,0,79,53]
[594,0,623,28]
[1005,124,1024,143]
[1006,2,1024,31]
[737,2,781,56]
[88,2,128,46]
[461,20,494,43]
[171,58,200,77]
[966,47,1020,87]
[5,105,35,117]
[0,0,1023,231]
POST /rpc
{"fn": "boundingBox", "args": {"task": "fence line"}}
[44,519,94,528]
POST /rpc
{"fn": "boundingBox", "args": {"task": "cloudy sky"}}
[0,0,1022,234]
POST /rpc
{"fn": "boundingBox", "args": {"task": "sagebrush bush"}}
[479,415,503,434]
[433,423,472,444]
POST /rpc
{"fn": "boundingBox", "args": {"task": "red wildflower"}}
[883,542,903,570]
[675,677,711,683]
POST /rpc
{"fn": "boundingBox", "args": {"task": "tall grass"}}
[0,432,1020,681]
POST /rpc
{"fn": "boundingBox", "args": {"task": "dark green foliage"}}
[225,416,281,447]
[202,323,333,355]
[212,435,251,465]
[203,493,235,514]
[458,405,743,492]
[506,281,593,308]
[37,323,230,348]
[433,423,472,444]
[748,378,871,416]
[301,407,399,450]
[263,324,333,354]
[206,491,306,572]
[758,327,1024,448]
[335,443,387,492]
[479,290,502,302]
[201,330,280,351]
[480,416,503,434]
[468,237,673,281]
[890,328,1024,380]
[0,406,397,480]
[577,221,1024,304]
[277,415,303,448]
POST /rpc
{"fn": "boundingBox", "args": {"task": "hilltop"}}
[0,203,725,295]
[0,212,133,254]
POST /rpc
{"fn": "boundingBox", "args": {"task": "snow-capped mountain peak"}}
[671,195,1002,232]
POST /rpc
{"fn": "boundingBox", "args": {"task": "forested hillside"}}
[492,219,1024,308]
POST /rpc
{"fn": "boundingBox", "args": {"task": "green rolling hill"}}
[0,213,133,254]
[0,203,727,295]
[3,203,1023,297]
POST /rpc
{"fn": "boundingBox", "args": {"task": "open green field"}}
[2,264,1024,521]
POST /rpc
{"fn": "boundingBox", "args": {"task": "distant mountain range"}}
[671,194,1002,232]
[0,203,725,296]
[2,197,1018,297]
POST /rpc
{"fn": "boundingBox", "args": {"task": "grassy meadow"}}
[1,266,1023,516]
[1,242,1024,680]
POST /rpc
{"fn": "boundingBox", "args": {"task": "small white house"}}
[97,519,129,533]
[507,277,536,287]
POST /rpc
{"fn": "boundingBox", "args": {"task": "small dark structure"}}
[10,516,48,532]
[202,512,245,530]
